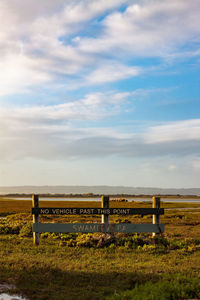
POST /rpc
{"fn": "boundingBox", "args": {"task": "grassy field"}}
[0,198,200,300]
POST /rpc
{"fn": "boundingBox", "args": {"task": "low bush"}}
[19,222,33,237]
[107,274,200,300]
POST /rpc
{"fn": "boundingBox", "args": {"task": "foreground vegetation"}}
[0,198,200,299]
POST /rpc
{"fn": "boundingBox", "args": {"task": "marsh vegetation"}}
[0,198,200,299]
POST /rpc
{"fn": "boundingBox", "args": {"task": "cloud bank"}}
[1,94,200,160]
[0,0,200,95]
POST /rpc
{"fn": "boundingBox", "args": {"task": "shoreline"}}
[1,193,200,199]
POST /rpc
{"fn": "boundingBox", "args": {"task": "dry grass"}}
[0,198,200,299]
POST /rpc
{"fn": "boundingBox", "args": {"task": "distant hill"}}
[0,185,200,196]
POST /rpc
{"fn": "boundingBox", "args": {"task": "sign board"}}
[32,207,164,215]
[33,222,164,234]
[31,195,165,245]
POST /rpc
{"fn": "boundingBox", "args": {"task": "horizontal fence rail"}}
[31,195,165,245]
[32,207,164,215]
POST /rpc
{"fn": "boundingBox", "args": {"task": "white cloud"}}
[1,93,200,160]
[86,63,141,84]
[0,0,133,95]
[1,0,199,96]
[0,54,52,96]
[145,119,200,143]
[0,91,129,123]
[77,0,200,58]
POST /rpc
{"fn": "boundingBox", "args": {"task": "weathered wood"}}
[152,196,161,237]
[32,207,164,215]
[31,194,165,238]
[33,222,164,233]
[101,195,109,224]
[32,194,40,245]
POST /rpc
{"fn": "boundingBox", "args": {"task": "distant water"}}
[0,284,28,300]
[0,293,27,300]
[2,197,200,203]
[0,185,200,196]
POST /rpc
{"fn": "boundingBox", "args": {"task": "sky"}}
[0,0,200,188]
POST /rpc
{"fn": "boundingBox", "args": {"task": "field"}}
[0,198,200,300]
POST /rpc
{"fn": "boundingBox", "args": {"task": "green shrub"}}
[19,222,32,237]
[109,243,116,250]
[0,223,20,234]
[154,236,169,247]
[0,224,13,234]
[107,275,200,300]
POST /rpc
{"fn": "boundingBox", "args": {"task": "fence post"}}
[101,195,109,230]
[32,194,40,245]
[152,196,161,237]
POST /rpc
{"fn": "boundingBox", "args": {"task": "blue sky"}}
[0,0,200,188]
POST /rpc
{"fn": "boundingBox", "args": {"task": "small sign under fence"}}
[32,195,164,245]
[33,222,164,234]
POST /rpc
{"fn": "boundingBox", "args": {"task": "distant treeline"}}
[1,193,200,198]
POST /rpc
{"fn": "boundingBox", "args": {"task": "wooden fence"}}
[32,195,164,245]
